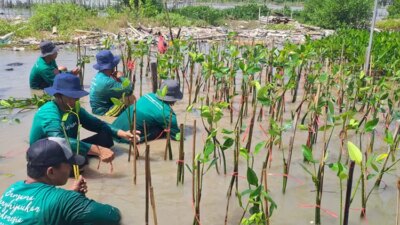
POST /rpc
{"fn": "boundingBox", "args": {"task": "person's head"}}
[156,80,183,105]
[93,50,120,75]
[40,41,59,61]
[44,73,88,111]
[27,137,85,186]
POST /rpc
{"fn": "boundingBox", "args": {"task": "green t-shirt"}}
[29,57,58,89]
[29,101,119,155]
[112,93,180,142]
[89,72,133,116]
[0,181,121,225]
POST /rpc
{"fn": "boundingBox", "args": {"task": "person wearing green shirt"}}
[0,137,121,225]
[29,41,79,89]
[89,50,134,116]
[112,79,183,142]
[30,72,139,165]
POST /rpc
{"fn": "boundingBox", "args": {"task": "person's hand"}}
[70,175,88,194]
[114,71,124,78]
[117,130,141,143]
[88,145,115,163]
[58,66,67,72]
[71,67,81,75]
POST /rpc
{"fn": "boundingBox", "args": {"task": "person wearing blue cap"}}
[0,137,121,225]
[89,50,134,116]
[112,79,183,142]
[30,72,140,165]
[29,40,80,89]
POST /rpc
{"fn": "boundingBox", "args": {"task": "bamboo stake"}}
[132,100,138,185]
[177,123,185,185]
[146,144,158,225]
[192,120,196,203]
[164,110,173,160]
[397,179,400,225]
[145,145,150,225]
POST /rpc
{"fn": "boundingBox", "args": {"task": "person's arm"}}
[61,189,121,225]
[40,66,58,86]
[79,107,119,138]
[42,109,91,155]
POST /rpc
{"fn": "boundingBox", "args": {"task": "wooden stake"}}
[192,120,196,203]
[145,145,150,225]
[397,179,400,225]
[132,99,138,184]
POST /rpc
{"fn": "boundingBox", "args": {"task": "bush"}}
[173,6,223,25]
[388,0,400,18]
[303,0,373,29]
[29,3,95,32]
[376,19,400,30]
[225,4,270,20]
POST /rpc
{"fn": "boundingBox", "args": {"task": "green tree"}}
[303,0,373,29]
[388,0,400,18]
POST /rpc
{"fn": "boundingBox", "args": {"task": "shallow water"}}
[0,49,398,225]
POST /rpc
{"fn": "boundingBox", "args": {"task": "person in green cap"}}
[30,72,139,165]
[29,40,79,89]
[112,79,183,142]
[0,137,121,225]
[89,50,134,116]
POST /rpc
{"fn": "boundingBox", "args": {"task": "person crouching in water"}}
[0,137,121,225]
[112,80,182,143]
[89,50,134,116]
[30,72,140,168]
[30,40,79,89]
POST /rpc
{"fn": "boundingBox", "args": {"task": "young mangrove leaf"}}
[110,97,123,106]
[261,191,278,216]
[384,130,394,145]
[62,113,70,122]
[185,164,192,174]
[222,128,234,134]
[302,145,317,163]
[247,167,258,186]
[254,141,267,154]
[221,137,234,151]
[376,153,388,162]
[175,132,181,141]
[347,141,362,165]
[364,118,379,132]
[240,148,250,160]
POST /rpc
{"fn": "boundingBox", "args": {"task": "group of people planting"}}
[0,40,182,224]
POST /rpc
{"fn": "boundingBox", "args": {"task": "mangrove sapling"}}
[61,101,83,180]
[190,137,219,225]
[343,141,363,225]
[164,110,173,161]
[76,39,90,87]
[199,100,230,174]
[188,51,205,106]
[133,40,149,97]
[239,165,277,225]
[176,123,184,185]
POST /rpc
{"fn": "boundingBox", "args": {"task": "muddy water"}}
[0,49,398,225]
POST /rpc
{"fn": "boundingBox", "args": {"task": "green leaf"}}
[364,118,379,132]
[13,118,20,124]
[347,141,362,165]
[221,138,234,151]
[240,148,250,160]
[161,85,168,98]
[254,141,267,154]
[110,97,123,106]
[0,100,11,108]
[122,78,131,88]
[376,153,388,162]
[367,174,376,180]
[222,128,234,134]
[175,132,181,141]
[247,167,258,186]
[186,104,193,112]
[299,124,308,130]
[301,145,315,163]
[203,141,214,157]
[384,130,394,145]
[62,113,70,122]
